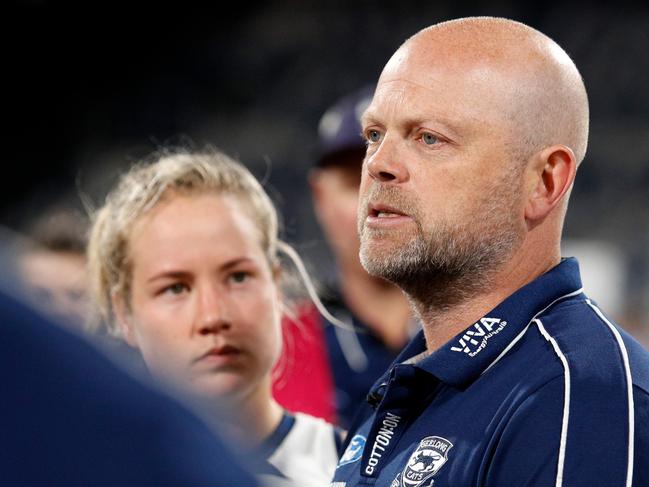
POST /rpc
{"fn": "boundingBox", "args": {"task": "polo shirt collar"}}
[389,258,583,388]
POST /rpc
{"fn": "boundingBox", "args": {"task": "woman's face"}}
[118,193,282,402]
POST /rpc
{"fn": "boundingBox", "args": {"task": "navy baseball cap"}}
[315,85,375,168]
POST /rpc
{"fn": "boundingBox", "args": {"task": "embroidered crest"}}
[337,434,366,467]
[397,436,453,487]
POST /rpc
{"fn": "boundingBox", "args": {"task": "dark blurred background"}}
[5,1,649,340]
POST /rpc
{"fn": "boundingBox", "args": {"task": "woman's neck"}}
[222,382,284,448]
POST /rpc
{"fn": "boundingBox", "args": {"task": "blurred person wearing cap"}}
[272,86,417,429]
[14,206,148,375]
[17,206,91,331]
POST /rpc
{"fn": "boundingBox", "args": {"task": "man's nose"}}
[365,136,409,184]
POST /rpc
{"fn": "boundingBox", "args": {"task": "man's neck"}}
[413,249,561,353]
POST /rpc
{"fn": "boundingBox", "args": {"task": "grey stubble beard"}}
[358,182,524,315]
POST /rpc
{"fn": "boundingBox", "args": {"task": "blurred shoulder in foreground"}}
[0,286,260,487]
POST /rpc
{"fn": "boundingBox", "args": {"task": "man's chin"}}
[360,232,407,254]
[360,231,421,265]
[360,247,409,282]
[359,243,390,272]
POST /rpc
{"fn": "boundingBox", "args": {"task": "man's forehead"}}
[362,81,435,124]
[361,69,513,137]
[382,44,515,92]
[377,27,542,97]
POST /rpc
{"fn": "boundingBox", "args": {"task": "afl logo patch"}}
[398,436,453,487]
[337,434,366,467]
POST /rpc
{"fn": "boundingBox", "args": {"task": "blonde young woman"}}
[87,150,343,486]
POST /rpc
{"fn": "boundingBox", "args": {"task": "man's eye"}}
[421,132,439,145]
[366,129,382,143]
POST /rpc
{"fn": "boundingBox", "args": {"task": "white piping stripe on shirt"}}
[333,314,369,373]
[586,299,634,487]
[482,288,584,376]
[534,318,570,487]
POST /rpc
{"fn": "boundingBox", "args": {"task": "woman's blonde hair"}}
[87,147,351,336]
[88,148,281,333]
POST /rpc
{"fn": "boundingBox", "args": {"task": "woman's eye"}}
[421,132,439,145]
[164,283,188,295]
[366,129,382,143]
[230,272,249,284]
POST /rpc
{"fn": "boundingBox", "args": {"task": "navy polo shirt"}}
[331,258,649,486]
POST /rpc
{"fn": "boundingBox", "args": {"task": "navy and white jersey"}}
[256,412,344,487]
[332,258,649,487]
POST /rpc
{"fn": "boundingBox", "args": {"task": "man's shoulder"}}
[538,296,649,386]
[486,293,648,428]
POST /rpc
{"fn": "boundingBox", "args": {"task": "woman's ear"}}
[111,292,138,348]
[524,144,577,224]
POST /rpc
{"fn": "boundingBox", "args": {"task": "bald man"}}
[332,17,649,487]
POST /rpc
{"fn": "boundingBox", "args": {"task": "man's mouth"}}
[375,211,402,218]
[365,202,413,229]
[369,203,407,218]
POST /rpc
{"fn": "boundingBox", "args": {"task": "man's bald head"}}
[380,17,589,165]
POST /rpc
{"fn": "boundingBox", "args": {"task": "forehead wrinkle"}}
[370,71,509,145]
[361,81,407,126]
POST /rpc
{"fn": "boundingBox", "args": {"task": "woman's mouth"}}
[195,345,242,366]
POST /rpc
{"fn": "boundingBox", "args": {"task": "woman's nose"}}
[196,287,232,335]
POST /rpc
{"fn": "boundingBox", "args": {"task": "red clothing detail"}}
[272,304,336,424]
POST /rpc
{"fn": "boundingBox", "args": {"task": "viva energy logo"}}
[450,317,507,357]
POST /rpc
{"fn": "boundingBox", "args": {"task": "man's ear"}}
[111,292,138,348]
[524,145,577,224]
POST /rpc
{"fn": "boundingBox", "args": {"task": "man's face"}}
[357,46,527,290]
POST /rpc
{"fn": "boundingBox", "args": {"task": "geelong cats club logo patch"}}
[391,436,453,487]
